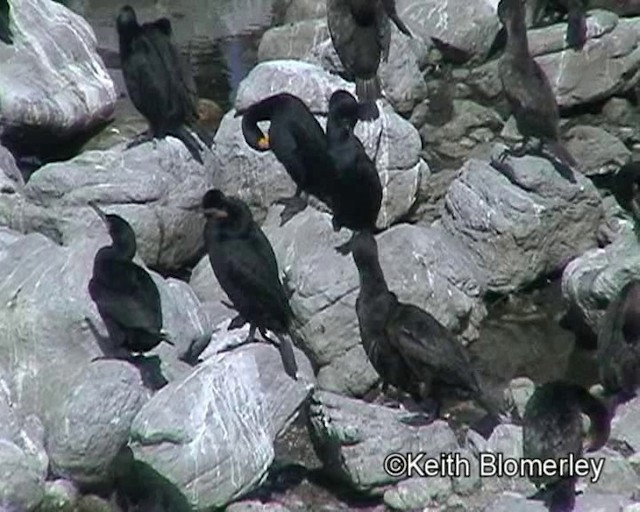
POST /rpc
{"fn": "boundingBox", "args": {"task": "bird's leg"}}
[244,325,257,344]
[125,130,154,150]
[275,188,308,226]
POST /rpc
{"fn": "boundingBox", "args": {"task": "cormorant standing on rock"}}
[201,189,300,379]
[535,0,587,50]
[523,381,611,512]
[238,93,338,226]
[0,0,12,45]
[327,0,412,120]
[326,90,382,255]
[598,280,640,401]
[351,231,501,425]
[611,162,640,225]
[116,5,207,164]
[494,0,576,182]
[88,203,172,357]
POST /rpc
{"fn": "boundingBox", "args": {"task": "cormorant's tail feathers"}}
[166,126,204,164]
[276,333,299,380]
[356,77,382,107]
[544,140,578,183]
[566,9,587,50]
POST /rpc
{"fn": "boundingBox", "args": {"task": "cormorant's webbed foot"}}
[490,152,518,186]
[126,131,154,149]
[228,314,247,330]
[275,195,308,226]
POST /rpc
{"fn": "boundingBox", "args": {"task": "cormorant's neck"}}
[112,237,136,261]
[354,253,390,299]
[326,116,351,145]
[242,98,278,151]
[503,11,530,58]
[205,204,253,239]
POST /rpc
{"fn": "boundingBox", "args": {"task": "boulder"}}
[441,148,604,294]
[0,439,46,512]
[564,125,631,177]
[308,390,459,494]
[258,19,329,63]
[130,342,313,510]
[0,140,216,271]
[272,0,327,24]
[0,0,116,146]
[219,60,422,227]
[610,396,640,453]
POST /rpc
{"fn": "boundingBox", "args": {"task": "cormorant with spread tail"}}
[598,280,640,401]
[327,90,382,255]
[116,5,206,164]
[523,381,611,512]
[239,93,338,226]
[327,0,412,120]
[494,0,576,182]
[201,189,300,379]
[351,231,501,424]
[88,203,172,357]
[0,0,12,45]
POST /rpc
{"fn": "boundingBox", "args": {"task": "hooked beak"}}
[257,134,270,150]
[88,201,108,225]
[203,207,229,219]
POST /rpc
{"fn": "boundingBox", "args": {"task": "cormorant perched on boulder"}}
[326,90,382,255]
[0,0,12,45]
[201,189,300,379]
[598,280,640,401]
[116,5,207,164]
[523,381,611,512]
[88,203,172,358]
[238,93,338,226]
[351,231,501,424]
[494,0,576,182]
[326,0,412,120]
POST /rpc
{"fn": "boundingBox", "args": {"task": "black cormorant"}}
[535,0,587,50]
[88,203,172,357]
[238,93,338,226]
[201,189,300,379]
[611,162,640,224]
[598,280,640,401]
[494,0,576,182]
[326,0,412,120]
[116,5,207,164]
[0,0,12,45]
[326,90,382,255]
[351,231,500,423]
[523,381,611,512]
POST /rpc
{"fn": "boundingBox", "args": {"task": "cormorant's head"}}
[497,0,524,24]
[117,5,139,38]
[201,189,254,233]
[328,90,364,128]
[201,189,230,220]
[89,202,137,260]
[241,110,270,152]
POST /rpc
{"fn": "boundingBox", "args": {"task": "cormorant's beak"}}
[234,109,244,118]
[88,201,108,225]
[202,207,229,219]
[257,134,270,150]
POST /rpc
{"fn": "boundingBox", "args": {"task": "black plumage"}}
[88,203,171,356]
[495,0,576,181]
[326,0,412,119]
[523,381,611,512]
[116,5,206,164]
[535,0,587,50]
[326,90,382,255]
[239,93,338,226]
[598,280,640,400]
[0,0,12,45]
[351,231,499,421]
[201,189,299,379]
[611,162,640,224]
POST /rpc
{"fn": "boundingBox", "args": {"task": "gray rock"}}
[130,343,313,510]
[562,224,640,337]
[1,140,216,271]
[0,145,23,193]
[308,390,459,494]
[565,125,631,177]
[0,439,46,512]
[0,0,116,141]
[46,361,147,484]
[218,60,422,227]
[573,493,634,512]
[0,231,211,424]
[623,503,640,512]
[487,424,523,459]
[383,475,452,510]
[503,377,536,420]
[273,0,326,23]
[589,0,640,15]
[226,501,292,512]
[585,447,640,495]
[38,479,79,512]
[611,397,640,453]
[483,492,546,512]
[451,449,482,496]
[258,19,329,63]
[441,149,604,293]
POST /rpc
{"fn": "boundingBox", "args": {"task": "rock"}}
[0,145,23,193]
[0,231,211,423]
[46,361,147,484]
[573,493,634,512]
[624,503,640,512]
[611,397,640,453]
[561,224,640,337]
[441,149,604,294]
[38,479,79,512]
[451,449,482,496]
[503,377,536,420]
[308,391,459,494]
[565,125,631,177]
[0,0,116,147]
[383,475,452,510]
[585,447,640,495]
[0,439,46,512]
[0,140,216,271]
[130,343,313,510]
[487,424,523,459]
[589,0,640,16]
[218,60,422,227]
[226,501,292,512]
[273,0,327,23]
[483,492,546,512]
[258,19,330,63]
[395,0,501,62]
